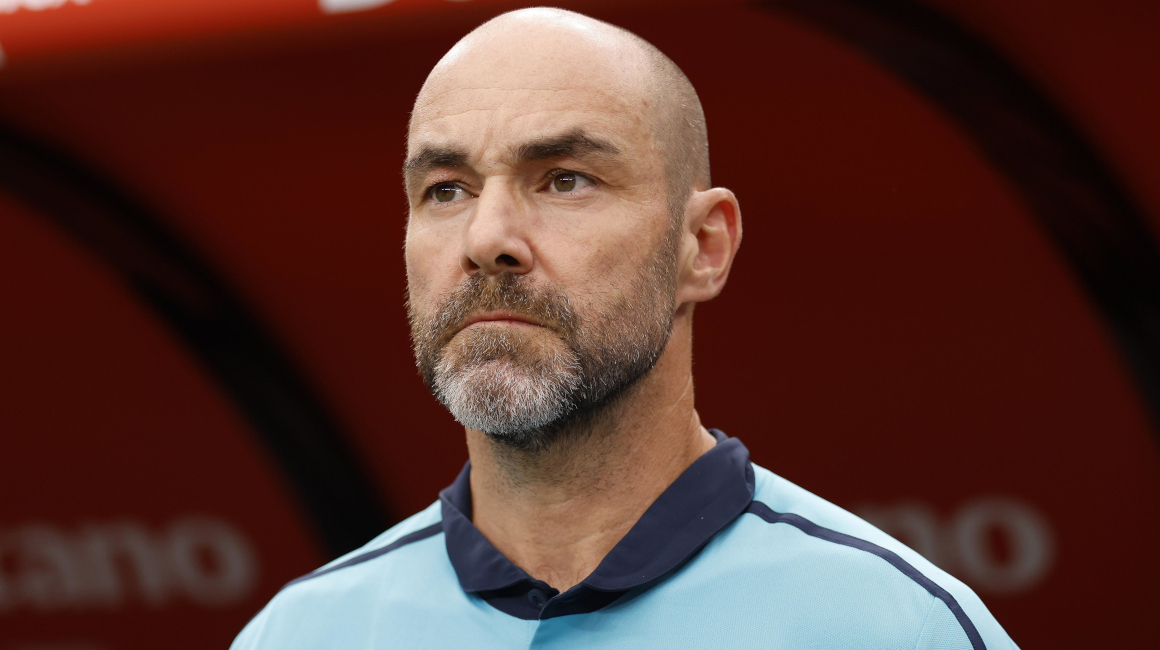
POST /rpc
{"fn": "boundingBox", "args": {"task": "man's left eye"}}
[548,172,594,193]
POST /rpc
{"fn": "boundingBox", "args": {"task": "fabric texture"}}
[231,432,1019,650]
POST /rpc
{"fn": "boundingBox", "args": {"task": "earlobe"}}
[676,188,742,305]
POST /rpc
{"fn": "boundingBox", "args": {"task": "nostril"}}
[496,254,519,267]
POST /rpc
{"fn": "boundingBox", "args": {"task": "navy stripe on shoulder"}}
[746,501,985,650]
[284,521,444,588]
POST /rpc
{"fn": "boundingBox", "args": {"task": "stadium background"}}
[0,0,1157,647]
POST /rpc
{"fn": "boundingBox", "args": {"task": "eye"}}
[547,171,594,194]
[427,182,469,204]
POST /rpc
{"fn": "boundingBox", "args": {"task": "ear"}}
[675,187,742,306]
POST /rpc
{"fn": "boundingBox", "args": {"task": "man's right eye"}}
[428,182,468,203]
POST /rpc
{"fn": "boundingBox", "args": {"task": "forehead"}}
[408,31,656,159]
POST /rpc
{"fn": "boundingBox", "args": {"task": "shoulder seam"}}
[745,501,985,650]
[912,592,940,650]
[283,521,444,589]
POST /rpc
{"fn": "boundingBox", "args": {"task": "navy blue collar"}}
[439,429,755,620]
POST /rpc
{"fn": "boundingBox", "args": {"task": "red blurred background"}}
[1,0,1157,648]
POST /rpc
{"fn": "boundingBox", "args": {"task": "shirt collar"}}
[439,429,755,619]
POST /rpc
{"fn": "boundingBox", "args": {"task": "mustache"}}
[412,273,579,352]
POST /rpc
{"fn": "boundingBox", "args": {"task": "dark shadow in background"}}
[0,0,1155,559]
[0,126,390,558]
[769,0,1160,440]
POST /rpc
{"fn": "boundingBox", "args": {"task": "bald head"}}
[409,7,710,217]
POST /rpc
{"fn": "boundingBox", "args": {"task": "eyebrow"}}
[402,146,470,198]
[511,129,621,163]
[404,147,470,179]
[403,129,622,197]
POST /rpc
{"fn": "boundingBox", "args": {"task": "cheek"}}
[406,223,462,301]
[405,246,442,322]
[552,225,658,309]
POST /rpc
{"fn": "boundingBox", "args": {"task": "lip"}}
[460,311,545,330]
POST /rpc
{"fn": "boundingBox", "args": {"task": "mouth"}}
[460,311,546,331]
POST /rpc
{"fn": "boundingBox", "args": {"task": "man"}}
[233,7,1016,649]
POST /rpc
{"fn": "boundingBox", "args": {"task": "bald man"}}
[232,8,1017,650]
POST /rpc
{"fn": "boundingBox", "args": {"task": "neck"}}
[465,316,716,591]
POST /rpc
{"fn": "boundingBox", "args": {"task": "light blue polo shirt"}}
[232,430,1018,649]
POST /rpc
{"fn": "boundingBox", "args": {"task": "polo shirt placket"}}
[440,429,755,621]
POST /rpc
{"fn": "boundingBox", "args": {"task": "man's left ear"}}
[675,187,743,305]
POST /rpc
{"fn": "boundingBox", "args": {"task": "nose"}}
[460,182,534,276]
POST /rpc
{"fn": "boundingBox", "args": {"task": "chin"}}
[435,357,581,437]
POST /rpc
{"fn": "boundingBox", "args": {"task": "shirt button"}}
[526,589,547,608]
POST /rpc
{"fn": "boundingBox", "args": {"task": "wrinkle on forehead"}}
[409,87,649,163]
[412,80,647,139]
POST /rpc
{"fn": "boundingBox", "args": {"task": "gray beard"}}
[432,327,584,443]
[409,235,679,451]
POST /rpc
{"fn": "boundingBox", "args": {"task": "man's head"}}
[404,8,740,449]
